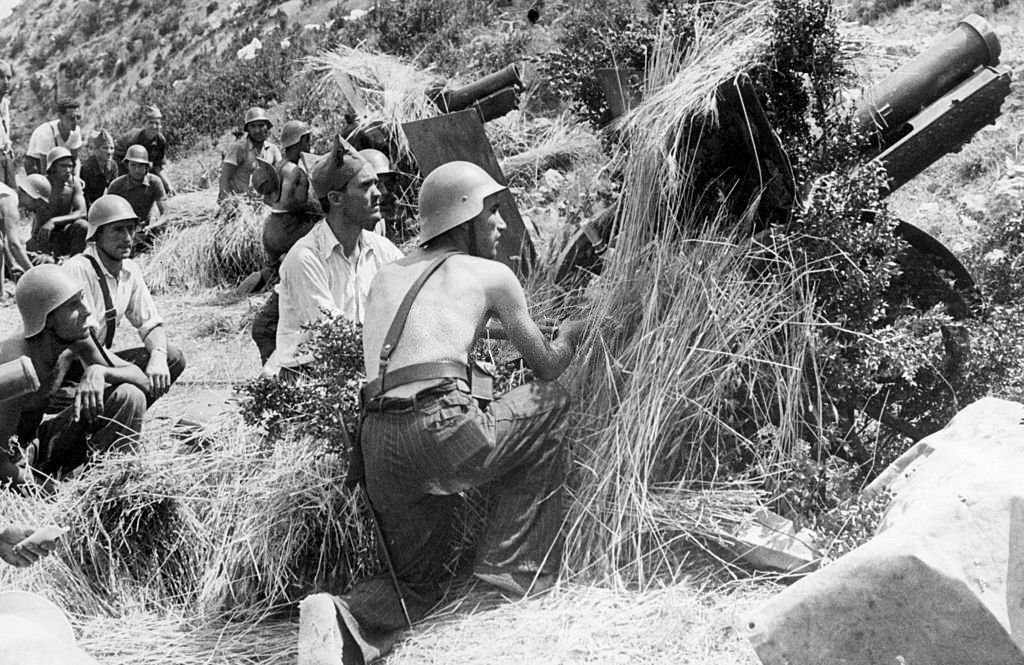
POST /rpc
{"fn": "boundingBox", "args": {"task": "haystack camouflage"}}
[15,264,82,338]
[418,161,506,244]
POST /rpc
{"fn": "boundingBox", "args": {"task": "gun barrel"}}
[431,64,523,114]
[855,14,1000,142]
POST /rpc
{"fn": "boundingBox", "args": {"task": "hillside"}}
[2,0,1024,664]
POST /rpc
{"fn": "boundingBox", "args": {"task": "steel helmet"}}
[15,265,83,338]
[243,106,272,128]
[45,146,74,172]
[280,119,311,149]
[123,144,151,165]
[87,194,138,240]
[418,161,506,244]
[16,173,51,201]
[358,149,396,177]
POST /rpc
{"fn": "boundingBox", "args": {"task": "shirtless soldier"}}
[300,161,584,665]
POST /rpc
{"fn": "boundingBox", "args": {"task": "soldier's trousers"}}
[328,379,572,664]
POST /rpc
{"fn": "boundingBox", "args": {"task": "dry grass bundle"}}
[495,112,604,185]
[304,46,440,160]
[559,1,820,586]
[144,195,266,292]
[0,419,377,621]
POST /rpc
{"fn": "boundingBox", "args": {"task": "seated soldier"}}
[1,265,149,482]
[62,194,185,412]
[303,161,585,664]
[262,139,403,374]
[250,145,400,365]
[0,179,33,285]
[79,130,117,208]
[24,99,83,176]
[24,148,87,260]
[218,107,282,202]
[114,105,173,195]
[105,145,167,247]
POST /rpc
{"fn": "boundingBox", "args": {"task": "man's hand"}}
[0,525,62,568]
[74,365,107,422]
[556,319,586,349]
[146,352,171,397]
[37,221,55,243]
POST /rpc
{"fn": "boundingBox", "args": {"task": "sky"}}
[0,0,22,20]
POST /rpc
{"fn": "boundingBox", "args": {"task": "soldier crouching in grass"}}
[0,265,149,486]
[298,161,585,665]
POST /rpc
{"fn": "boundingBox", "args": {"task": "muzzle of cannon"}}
[857,14,1011,194]
[428,64,524,122]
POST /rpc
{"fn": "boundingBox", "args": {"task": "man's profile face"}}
[127,161,149,181]
[246,121,270,143]
[95,219,137,261]
[0,70,11,97]
[92,143,114,161]
[143,117,163,137]
[60,107,82,130]
[470,197,506,259]
[47,294,91,342]
[336,165,382,230]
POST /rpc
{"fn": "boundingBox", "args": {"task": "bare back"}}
[363,252,498,397]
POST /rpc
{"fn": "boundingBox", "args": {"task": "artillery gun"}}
[554,14,1013,315]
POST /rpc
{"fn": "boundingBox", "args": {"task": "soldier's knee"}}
[110,383,147,415]
[166,344,187,382]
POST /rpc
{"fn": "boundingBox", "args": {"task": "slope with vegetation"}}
[2,0,1024,663]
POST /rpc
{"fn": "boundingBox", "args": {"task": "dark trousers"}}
[35,344,186,476]
[0,152,15,189]
[28,219,89,259]
[251,291,279,365]
[334,380,571,664]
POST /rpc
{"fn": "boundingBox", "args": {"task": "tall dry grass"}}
[144,195,266,292]
[558,1,822,586]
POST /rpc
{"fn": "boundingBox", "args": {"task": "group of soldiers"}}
[1,59,587,664]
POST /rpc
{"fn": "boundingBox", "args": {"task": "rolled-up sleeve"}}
[126,270,164,340]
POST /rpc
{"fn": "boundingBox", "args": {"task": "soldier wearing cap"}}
[25,99,83,176]
[106,145,167,233]
[218,106,282,202]
[0,59,15,189]
[25,148,87,259]
[114,105,172,195]
[62,193,185,413]
[266,137,402,374]
[0,264,149,485]
[79,130,117,208]
[305,161,585,663]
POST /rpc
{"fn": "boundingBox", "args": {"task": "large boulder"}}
[743,397,1024,665]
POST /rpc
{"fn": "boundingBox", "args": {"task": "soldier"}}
[0,265,148,483]
[79,130,117,208]
[267,138,402,375]
[25,99,83,176]
[25,148,88,260]
[302,161,584,664]
[114,105,172,195]
[0,178,33,285]
[62,194,185,409]
[218,106,282,202]
[0,59,15,188]
[106,145,167,233]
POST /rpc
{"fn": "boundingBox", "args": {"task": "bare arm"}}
[278,166,308,211]
[218,162,236,202]
[70,335,149,422]
[489,264,584,380]
[47,182,86,226]
[142,325,170,397]
[1,198,32,275]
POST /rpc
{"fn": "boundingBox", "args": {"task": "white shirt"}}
[0,97,11,153]
[63,245,164,346]
[274,220,403,369]
[26,119,83,162]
